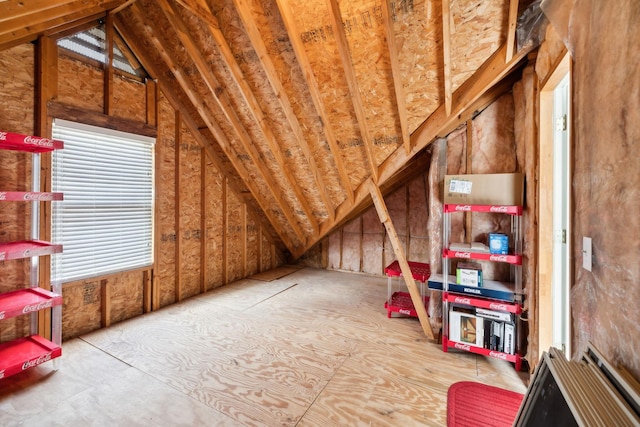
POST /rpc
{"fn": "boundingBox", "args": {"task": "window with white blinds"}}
[51,119,154,283]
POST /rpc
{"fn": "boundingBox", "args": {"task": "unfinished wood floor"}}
[0,268,527,426]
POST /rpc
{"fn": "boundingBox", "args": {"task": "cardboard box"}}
[489,233,509,254]
[444,173,524,206]
[456,262,483,287]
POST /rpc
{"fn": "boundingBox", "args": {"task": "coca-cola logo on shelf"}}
[22,301,53,314]
[489,303,508,311]
[0,132,7,141]
[22,353,52,370]
[490,206,509,213]
[23,135,54,147]
[23,193,54,201]
[0,192,6,200]
[454,252,472,259]
[489,351,508,360]
[489,255,508,262]
[454,342,471,352]
[454,297,472,305]
[455,205,472,211]
[0,369,5,379]
[0,311,5,320]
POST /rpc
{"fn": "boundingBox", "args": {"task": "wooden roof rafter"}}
[274,0,355,206]
[327,0,379,184]
[115,16,286,252]
[139,0,308,247]
[169,0,321,237]
[506,0,520,62]
[0,0,127,51]
[441,0,453,117]
[300,40,533,258]
[381,0,410,154]
[231,0,337,224]
[124,6,303,251]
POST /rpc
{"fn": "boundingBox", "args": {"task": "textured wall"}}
[562,0,640,377]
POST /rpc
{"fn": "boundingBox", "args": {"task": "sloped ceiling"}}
[0,0,533,259]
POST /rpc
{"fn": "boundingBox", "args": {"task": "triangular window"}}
[57,23,148,79]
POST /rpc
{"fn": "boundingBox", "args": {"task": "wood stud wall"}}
[0,32,285,341]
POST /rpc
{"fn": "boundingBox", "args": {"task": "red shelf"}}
[0,240,63,261]
[443,336,522,371]
[444,292,522,314]
[443,248,522,265]
[0,335,62,380]
[444,204,522,215]
[0,192,63,202]
[0,131,63,153]
[385,291,429,318]
[0,288,62,321]
[384,260,431,282]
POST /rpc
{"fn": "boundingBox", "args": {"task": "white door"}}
[551,74,571,357]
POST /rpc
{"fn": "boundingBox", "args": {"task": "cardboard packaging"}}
[456,262,483,287]
[444,173,524,206]
[489,233,509,254]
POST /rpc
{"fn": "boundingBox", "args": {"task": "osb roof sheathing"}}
[0,0,526,259]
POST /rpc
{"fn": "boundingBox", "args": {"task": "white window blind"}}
[51,119,154,283]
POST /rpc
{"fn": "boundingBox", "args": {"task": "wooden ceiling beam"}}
[441,0,453,117]
[123,8,301,252]
[327,0,379,184]
[506,0,520,62]
[382,0,410,153]
[172,0,321,237]
[115,15,287,253]
[147,0,307,246]
[0,0,126,51]
[274,0,355,205]
[232,0,337,224]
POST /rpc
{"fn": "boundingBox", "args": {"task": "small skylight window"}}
[57,24,147,78]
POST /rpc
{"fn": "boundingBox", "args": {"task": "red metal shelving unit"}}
[442,202,524,370]
[384,260,431,318]
[0,130,64,380]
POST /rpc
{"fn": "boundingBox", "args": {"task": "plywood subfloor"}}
[249,265,304,282]
[0,268,527,426]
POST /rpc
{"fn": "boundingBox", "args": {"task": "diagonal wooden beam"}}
[109,0,138,15]
[115,15,286,254]
[231,0,337,223]
[382,0,410,153]
[441,0,453,117]
[169,0,321,237]
[506,0,520,62]
[274,0,355,205]
[118,11,300,252]
[327,0,379,184]
[0,0,126,50]
[138,1,306,246]
[368,179,434,340]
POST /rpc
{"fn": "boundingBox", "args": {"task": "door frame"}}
[538,52,572,358]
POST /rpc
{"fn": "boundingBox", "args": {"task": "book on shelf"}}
[489,320,504,352]
[449,242,490,253]
[504,322,515,355]
[449,311,485,348]
[475,307,514,323]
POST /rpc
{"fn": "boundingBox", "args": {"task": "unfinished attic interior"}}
[1,0,639,425]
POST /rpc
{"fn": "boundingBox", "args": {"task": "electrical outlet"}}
[583,237,592,271]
